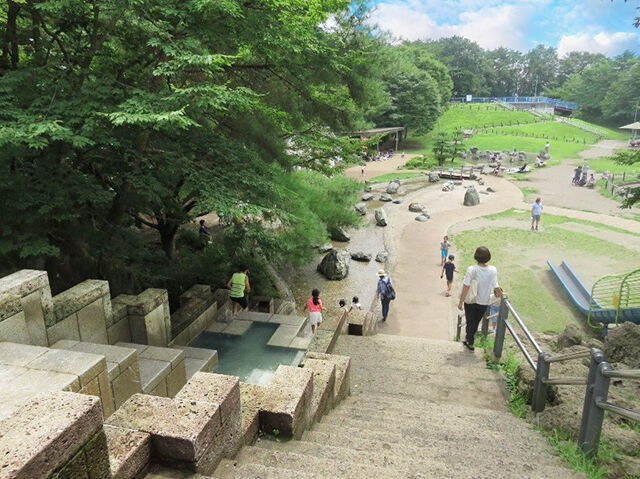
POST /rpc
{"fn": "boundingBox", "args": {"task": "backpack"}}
[380,278,396,300]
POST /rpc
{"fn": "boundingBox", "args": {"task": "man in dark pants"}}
[375,269,393,322]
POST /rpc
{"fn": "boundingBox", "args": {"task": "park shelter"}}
[349,126,406,151]
[620,121,640,139]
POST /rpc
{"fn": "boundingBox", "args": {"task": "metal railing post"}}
[532,352,551,412]
[578,349,605,454]
[481,308,489,338]
[456,314,462,342]
[492,297,509,360]
[579,360,611,457]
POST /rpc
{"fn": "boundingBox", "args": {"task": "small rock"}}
[364,186,372,192]
[375,251,388,263]
[463,187,480,206]
[415,213,430,222]
[428,172,440,183]
[330,227,350,242]
[392,198,404,204]
[354,203,367,216]
[374,208,388,227]
[379,194,393,202]
[408,202,425,213]
[486,186,496,193]
[479,191,489,195]
[454,180,463,186]
[350,251,372,262]
[361,193,374,201]
[557,323,582,350]
[442,183,453,192]
[316,243,333,253]
[386,181,400,194]
[477,179,485,186]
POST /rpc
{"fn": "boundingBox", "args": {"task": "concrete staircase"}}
[211,334,582,478]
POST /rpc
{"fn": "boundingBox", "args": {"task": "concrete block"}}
[111,363,143,409]
[223,320,252,336]
[206,321,228,333]
[266,324,300,348]
[22,290,49,346]
[138,358,171,394]
[83,429,111,479]
[97,370,115,418]
[306,329,334,353]
[27,348,106,388]
[289,336,312,350]
[240,383,307,439]
[166,360,187,397]
[0,341,48,366]
[270,365,313,436]
[248,296,274,314]
[0,310,30,344]
[140,345,184,368]
[0,294,22,322]
[127,289,168,316]
[46,313,81,344]
[52,279,110,322]
[179,284,212,306]
[106,394,221,464]
[149,379,168,397]
[107,317,131,345]
[77,298,109,344]
[318,308,346,332]
[79,375,101,397]
[269,314,305,326]
[0,391,103,479]
[65,341,138,372]
[236,311,272,323]
[303,358,336,423]
[241,406,260,445]
[177,372,240,422]
[51,447,87,478]
[130,305,168,347]
[304,352,351,402]
[104,425,151,479]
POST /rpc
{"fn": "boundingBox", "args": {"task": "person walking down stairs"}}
[376,269,395,322]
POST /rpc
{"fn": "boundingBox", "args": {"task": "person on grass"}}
[531,197,543,231]
[227,265,250,316]
[457,247,503,352]
[440,254,458,297]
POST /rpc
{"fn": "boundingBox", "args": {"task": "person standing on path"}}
[531,197,543,231]
[440,235,451,266]
[440,254,458,297]
[457,247,502,352]
[361,164,366,178]
[582,161,589,177]
[227,265,251,316]
[303,288,325,334]
[375,269,394,322]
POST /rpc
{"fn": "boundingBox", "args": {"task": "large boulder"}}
[317,249,350,280]
[386,181,400,194]
[374,208,388,227]
[379,194,393,202]
[354,203,367,216]
[557,323,582,350]
[469,146,479,154]
[605,322,640,368]
[350,251,372,262]
[364,185,372,192]
[361,193,374,201]
[463,187,480,206]
[329,227,350,242]
[428,172,440,183]
[408,202,425,213]
[375,251,388,263]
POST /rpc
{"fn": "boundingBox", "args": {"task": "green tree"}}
[485,47,524,96]
[522,45,559,95]
[432,132,452,166]
[601,61,640,124]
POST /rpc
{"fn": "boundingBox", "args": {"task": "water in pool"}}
[190,322,304,384]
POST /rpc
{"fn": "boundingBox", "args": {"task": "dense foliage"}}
[0,0,452,297]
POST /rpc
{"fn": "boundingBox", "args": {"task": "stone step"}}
[234,445,405,478]
[213,459,323,479]
[171,345,218,380]
[256,434,576,479]
[334,333,480,357]
[347,366,507,409]
[104,424,151,479]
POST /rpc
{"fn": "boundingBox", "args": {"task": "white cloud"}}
[557,31,640,57]
[370,1,536,51]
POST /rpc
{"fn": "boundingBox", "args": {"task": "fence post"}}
[481,307,489,338]
[531,352,551,412]
[623,172,626,181]
[492,296,509,360]
[456,314,463,342]
[579,356,610,458]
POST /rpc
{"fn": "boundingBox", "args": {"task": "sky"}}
[369,0,640,57]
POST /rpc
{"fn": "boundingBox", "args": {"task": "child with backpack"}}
[375,269,395,322]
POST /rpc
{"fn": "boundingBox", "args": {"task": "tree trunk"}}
[157,220,179,260]
[1,1,20,70]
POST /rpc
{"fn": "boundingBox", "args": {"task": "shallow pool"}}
[190,322,304,384]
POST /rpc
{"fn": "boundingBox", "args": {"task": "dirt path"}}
[344,153,420,181]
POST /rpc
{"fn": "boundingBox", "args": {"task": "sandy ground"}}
[343,144,640,341]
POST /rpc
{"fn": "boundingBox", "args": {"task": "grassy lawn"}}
[435,103,539,131]
[492,122,600,144]
[368,172,425,183]
[463,133,587,162]
[566,118,629,141]
[519,186,539,202]
[452,210,640,332]
[578,156,640,176]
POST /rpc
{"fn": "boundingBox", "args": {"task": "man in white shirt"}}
[531,197,543,231]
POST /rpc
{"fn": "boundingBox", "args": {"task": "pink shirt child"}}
[307,297,323,312]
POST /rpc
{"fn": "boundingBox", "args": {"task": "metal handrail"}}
[545,349,591,363]
[504,319,536,370]
[543,377,586,385]
[504,300,543,354]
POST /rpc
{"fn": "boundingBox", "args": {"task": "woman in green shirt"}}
[227,265,251,316]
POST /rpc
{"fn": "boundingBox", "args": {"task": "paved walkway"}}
[345,145,640,340]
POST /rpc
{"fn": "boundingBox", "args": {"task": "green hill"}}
[404,103,625,168]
